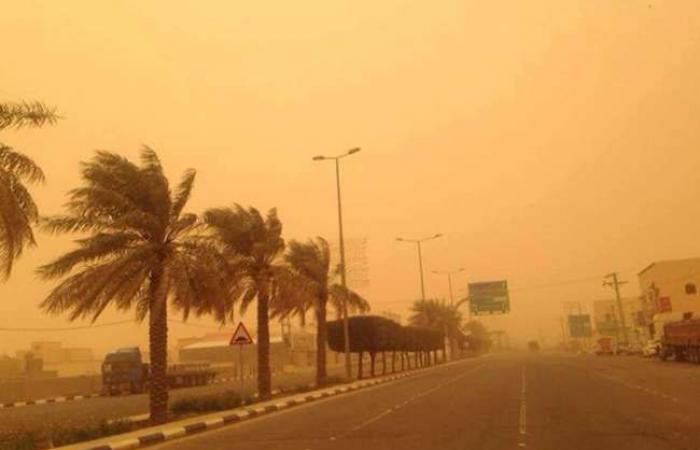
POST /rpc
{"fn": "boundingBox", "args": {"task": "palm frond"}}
[37,232,144,279]
[40,215,112,234]
[40,247,155,322]
[0,146,45,183]
[0,101,58,130]
[329,283,370,317]
[0,171,36,278]
[171,169,196,219]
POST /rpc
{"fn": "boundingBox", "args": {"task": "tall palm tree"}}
[204,205,301,400]
[38,148,229,424]
[409,298,463,361]
[285,237,367,385]
[286,237,332,385]
[0,101,57,277]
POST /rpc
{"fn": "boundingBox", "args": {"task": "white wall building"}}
[638,257,700,319]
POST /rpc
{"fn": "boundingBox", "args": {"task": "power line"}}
[0,319,228,332]
[0,320,133,332]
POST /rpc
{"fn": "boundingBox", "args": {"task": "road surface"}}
[146,352,700,450]
[0,365,348,435]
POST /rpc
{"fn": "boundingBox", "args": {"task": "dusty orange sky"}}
[1,0,700,354]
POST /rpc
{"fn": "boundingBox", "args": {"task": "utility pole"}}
[396,234,443,301]
[312,147,361,379]
[432,268,465,307]
[416,241,426,300]
[604,272,629,345]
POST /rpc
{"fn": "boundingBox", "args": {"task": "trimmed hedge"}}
[327,315,444,378]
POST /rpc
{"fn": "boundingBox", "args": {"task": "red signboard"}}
[657,297,672,313]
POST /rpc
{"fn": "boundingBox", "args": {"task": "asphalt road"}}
[146,352,700,450]
[0,365,347,435]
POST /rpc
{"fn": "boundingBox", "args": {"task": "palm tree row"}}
[1,99,370,425]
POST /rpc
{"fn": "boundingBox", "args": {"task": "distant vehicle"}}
[615,342,642,356]
[642,339,661,358]
[528,341,540,352]
[595,337,614,355]
[651,311,688,342]
[660,316,700,363]
[101,347,216,395]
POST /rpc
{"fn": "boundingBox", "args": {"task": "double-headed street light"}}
[312,147,361,379]
[432,268,465,306]
[396,234,443,301]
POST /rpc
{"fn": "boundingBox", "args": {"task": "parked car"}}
[642,340,660,357]
[595,337,614,355]
[616,343,643,356]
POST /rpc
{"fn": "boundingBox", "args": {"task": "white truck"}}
[644,312,688,357]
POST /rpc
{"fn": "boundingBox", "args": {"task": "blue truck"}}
[101,347,216,395]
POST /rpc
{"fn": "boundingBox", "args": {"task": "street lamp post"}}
[312,147,360,379]
[432,268,465,306]
[396,234,443,301]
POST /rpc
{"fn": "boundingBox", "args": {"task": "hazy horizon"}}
[2,0,700,355]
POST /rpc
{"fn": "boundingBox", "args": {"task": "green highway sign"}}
[468,280,510,315]
[568,314,592,338]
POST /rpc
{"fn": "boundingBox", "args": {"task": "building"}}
[0,355,23,378]
[592,298,646,345]
[28,342,63,364]
[638,258,700,318]
[178,333,292,373]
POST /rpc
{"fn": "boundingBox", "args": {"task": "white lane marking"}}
[594,372,682,404]
[351,409,394,431]
[519,365,527,436]
[344,364,486,434]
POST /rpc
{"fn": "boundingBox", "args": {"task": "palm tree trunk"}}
[370,352,376,377]
[315,296,328,386]
[148,266,169,425]
[257,278,272,399]
[391,352,396,373]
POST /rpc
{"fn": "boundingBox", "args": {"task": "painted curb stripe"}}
[183,423,206,433]
[137,433,165,445]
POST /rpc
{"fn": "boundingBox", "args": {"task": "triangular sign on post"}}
[229,321,253,345]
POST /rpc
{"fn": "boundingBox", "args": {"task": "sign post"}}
[229,322,254,403]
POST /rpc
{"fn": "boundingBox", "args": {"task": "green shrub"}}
[0,420,136,450]
[170,390,253,415]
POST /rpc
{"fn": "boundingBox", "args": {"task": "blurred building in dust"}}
[592,298,646,345]
[638,257,700,319]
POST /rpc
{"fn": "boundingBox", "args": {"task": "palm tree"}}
[329,283,370,319]
[0,101,57,277]
[285,237,367,385]
[39,148,229,424]
[409,298,463,362]
[203,205,302,400]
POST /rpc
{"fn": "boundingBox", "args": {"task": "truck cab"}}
[102,347,148,395]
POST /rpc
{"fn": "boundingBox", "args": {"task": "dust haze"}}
[1,1,699,353]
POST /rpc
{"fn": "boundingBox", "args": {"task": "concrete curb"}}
[66,362,453,450]
[0,393,102,409]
